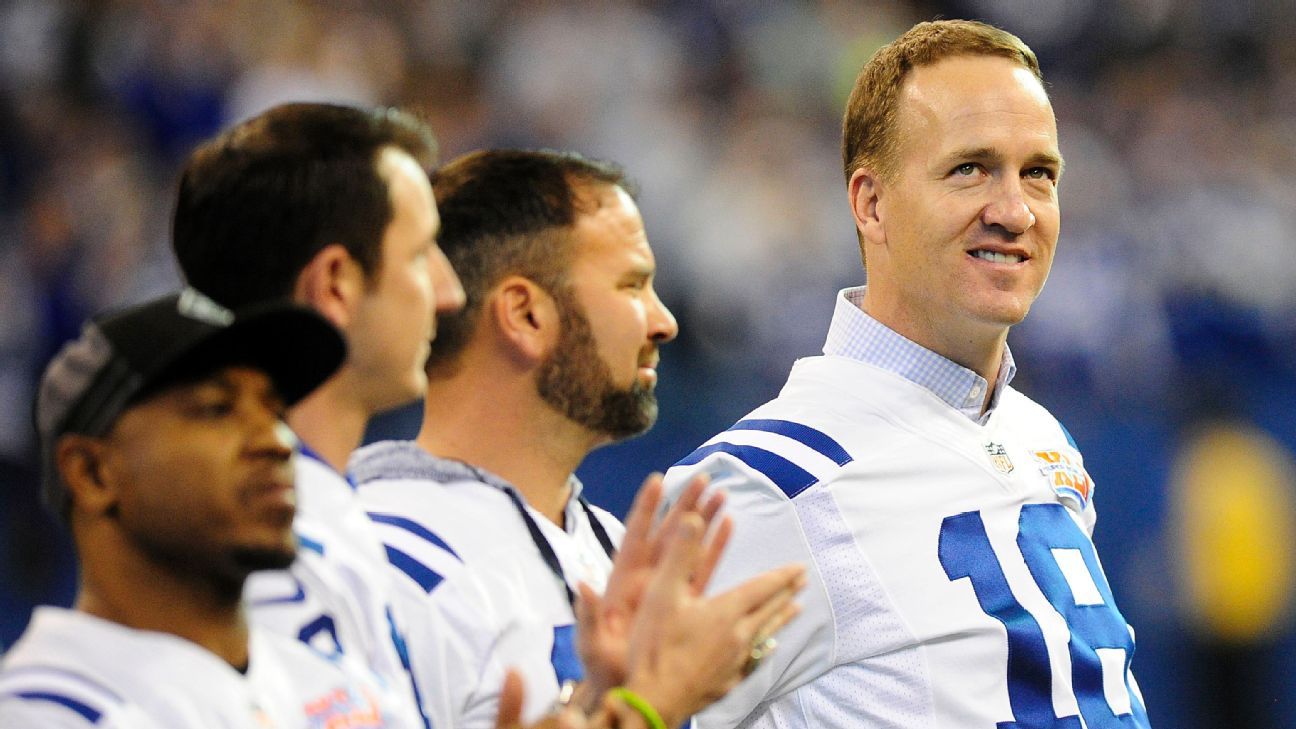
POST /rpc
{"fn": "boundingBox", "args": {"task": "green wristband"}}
[610,687,668,729]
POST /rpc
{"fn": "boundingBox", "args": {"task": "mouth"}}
[968,249,1027,265]
[638,355,660,387]
[246,473,296,516]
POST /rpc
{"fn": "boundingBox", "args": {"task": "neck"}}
[288,371,370,473]
[860,289,1006,413]
[418,360,597,526]
[75,530,249,669]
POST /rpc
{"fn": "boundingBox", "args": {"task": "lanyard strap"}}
[500,486,616,608]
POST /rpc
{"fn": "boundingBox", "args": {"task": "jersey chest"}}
[821,430,1147,727]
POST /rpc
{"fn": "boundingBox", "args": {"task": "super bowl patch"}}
[1032,449,1093,511]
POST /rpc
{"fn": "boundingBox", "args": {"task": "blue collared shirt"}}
[822,286,1017,425]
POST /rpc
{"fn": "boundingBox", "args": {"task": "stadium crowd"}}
[2,1,1296,727]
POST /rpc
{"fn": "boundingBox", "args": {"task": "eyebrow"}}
[943,146,1066,175]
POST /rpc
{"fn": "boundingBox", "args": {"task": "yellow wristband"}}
[610,687,668,729]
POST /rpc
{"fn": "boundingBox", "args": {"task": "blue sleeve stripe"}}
[384,544,445,593]
[1059,423,1079,450]
[296,533,325,555]
[14,691,102,723]
[729,419,852,466]
[368,513,462,562]
[676,442,819,498]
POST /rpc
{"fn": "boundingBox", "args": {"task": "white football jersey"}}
[664,355,1150,729]
[243,451,426,725]
[0,607,418,728]
[350,441,624,729]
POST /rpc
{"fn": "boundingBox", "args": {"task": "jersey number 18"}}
[939,503,1151,728]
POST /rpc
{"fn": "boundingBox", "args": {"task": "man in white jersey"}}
[352,150,804,727]
[662,19,1152,729]
[171,103,466,727]
[0,289,418,728]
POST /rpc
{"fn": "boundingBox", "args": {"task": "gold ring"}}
[742,636,778,676]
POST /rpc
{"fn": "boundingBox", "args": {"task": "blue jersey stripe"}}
[384,544,445,593]
[15,691,102,723]
[550,624,585,684]
[368,513,462,562]
[385,608,433,729]
[676,442,819,498]
[297,533,325,555]
[1059,422,1079,450]
[729,419,852,466]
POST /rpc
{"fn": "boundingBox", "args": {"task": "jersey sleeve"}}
[0,680,163,729]
[0,698,113,728]
[663,456,834,729]
[388,553,561,729]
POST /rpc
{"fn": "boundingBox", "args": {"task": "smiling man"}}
[349,150,682,725]
[0,290,418,727]
[662,19,1151,729]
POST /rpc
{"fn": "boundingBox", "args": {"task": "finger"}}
[734,572,806,641]
[715,564,805,621]
[699,488,727,525]
[651,474,709,563]
[691,514,733,594]
[650,512,707,592]
[757,601,803,643]
[614,474,664,570]
[575,581,603,635]
[493,669,525,729]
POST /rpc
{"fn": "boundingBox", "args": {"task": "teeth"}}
[971,250,1023,264]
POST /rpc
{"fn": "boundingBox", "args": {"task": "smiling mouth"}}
[970,250,1025,264]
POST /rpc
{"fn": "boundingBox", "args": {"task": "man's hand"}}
[494,670,588,729]
[574,472,724,709]
[617,513,805,726]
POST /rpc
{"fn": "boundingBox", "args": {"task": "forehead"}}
[569,184,653,265]
[895,55,1057,159]
[378,147,437,233]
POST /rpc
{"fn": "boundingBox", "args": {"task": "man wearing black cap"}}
[0,289,419,727]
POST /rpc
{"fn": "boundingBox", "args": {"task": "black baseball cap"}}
[34,288,347,515]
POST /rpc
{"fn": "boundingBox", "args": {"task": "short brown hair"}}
[426,149,632,374]
[841,19,1042,182]
[173,103,438,309]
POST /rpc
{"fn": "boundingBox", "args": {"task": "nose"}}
[246,401,295,463]
[981,179,1035,235]
[430,244,465,315]
[647,288,679,344]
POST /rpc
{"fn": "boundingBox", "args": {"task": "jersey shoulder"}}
[665,365,864,504]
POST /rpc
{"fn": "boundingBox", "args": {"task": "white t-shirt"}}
[350,441,623,728]
[0,607,418,728]
[663,355,1150,729]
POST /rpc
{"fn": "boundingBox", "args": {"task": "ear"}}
[56,434,121,518]
[489,275,560,365]
[848,166,887,248]
[292,243,367,330]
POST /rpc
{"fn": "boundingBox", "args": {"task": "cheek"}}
[117,440,229,519]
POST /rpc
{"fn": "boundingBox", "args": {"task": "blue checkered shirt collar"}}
[822,286,1017,424]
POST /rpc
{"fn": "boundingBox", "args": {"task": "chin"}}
[232,543,298,574]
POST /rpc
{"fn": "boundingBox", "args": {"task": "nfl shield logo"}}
[984,442,1014,474]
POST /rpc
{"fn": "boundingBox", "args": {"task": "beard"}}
[535,288,659,440]
[131,524,297,603]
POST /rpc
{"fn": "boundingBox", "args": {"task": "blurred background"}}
[2,0,1294,725]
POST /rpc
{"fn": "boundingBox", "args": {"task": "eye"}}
[187,397,235,419]
[620,275,650,291]
[952,163,980,177]
[1024,167,1056,181]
